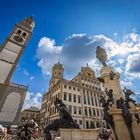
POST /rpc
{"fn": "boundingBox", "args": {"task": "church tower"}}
[50,62,64,87]
[0,17,34,125]
[0,17,34,84]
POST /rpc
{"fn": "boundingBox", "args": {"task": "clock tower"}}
[49,62,64,87]
[0,17,34,84]
[0,17,35,125]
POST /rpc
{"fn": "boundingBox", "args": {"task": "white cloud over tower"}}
[36,32,140,86]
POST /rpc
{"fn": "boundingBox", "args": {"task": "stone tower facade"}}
[50,62,64,87]
[0,17,34,84]
[0,17,34,125]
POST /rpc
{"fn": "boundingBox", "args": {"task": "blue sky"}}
[0,0,140,108]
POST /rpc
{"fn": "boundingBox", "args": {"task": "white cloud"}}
[125,32,140,43]
[36,32,140,81]
[23,69,29,76]
[23,91,42,109]
[115,67,123,74]
[37,37,62,76]
[125,53,140,79]
[120,80,133,88]
[30,76,35,80]
[38,37,62,54]
[117,59,125,64]
[114,33,118,37]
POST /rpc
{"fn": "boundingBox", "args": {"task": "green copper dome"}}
[53,62,63,68]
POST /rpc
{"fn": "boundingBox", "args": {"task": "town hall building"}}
[40,62,105,129]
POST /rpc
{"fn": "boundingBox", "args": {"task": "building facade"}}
[20,106,40,125]
[0,17,34,125]
[40,63,105,129]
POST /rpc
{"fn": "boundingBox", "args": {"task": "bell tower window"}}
[22,32,27,38]
[16,30,22,35]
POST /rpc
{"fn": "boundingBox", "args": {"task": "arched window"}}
[16,30,22,35]
[29,21,32,25]
[22,32,27,38]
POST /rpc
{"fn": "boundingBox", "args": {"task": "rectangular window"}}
[79,120,82,125]
[78,96,81,103]
[64,85,67,88]
[69,86,71,89]
[79,107,81,115]
[73,95,76,102]
[86,121,89,129]
[85,108,88,116]
[88,96,90,105]
[91,98,94,106]
[73,87,76,91]
[95,98,98,106]
[89,109,92,116]
[69,94,72,102]
[64,93,67,101]
[84,96,86,104]
[74,106,77,114]
[97,110,100,116]
[93,109,96,116]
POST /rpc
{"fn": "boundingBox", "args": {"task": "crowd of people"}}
[0,118,40,140]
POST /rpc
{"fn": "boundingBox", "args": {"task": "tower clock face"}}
[13,35,23,43]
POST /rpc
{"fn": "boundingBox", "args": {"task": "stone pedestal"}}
[54,129,99,140]
[109,109,140,140]
[100,66,122,100]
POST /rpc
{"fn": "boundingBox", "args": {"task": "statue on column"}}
[96,46,107,66]
[96,46,115,80]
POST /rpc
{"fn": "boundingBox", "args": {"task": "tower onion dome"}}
[18,16,35,31]
[53,62,63,69]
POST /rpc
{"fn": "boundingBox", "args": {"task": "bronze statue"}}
[105,88,114,105]
[96,46,107,66]
[123,87,136,105]
[116,97,135,140]
[44,98,79,140]
[99,95,118,140]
